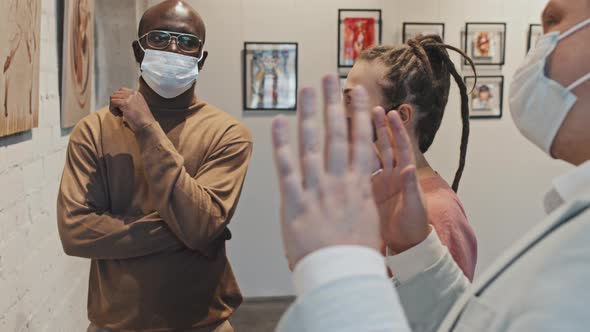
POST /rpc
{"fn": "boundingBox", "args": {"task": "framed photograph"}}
[464,23,506,66]
[338,9,382,68]
[527,24,543,52]
[0,0,41,137]
[403,22,445,43]
[243,42,298,111]
[464,76,504,119]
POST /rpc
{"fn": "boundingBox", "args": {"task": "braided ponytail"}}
[358,35,477,192]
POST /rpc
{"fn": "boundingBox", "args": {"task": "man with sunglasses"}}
[57,1,252,331]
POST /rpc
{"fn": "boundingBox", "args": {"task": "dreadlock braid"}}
[359,34,477,192]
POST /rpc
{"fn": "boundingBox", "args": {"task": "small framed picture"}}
[243,42,298,111]
[403,22,445,43]
[527,24,543,52]
[464,75,504,119]
[464,23,507,66]
[338,9,382,68]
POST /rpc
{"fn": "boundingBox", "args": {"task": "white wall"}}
[0,0,89,331]
[95,1,143,109]
[163,0,571,298]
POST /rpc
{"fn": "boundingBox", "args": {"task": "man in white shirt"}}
[271,0,590,331]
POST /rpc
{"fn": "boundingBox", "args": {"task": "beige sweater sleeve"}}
[135,121,253,254]
[57,122,184,259]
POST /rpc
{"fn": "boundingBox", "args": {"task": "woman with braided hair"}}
[343,34,478,280]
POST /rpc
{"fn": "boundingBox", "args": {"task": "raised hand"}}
[371,107,430,253]
[109,88,156,132]
[272,75,380,269]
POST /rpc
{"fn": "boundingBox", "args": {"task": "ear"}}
[396,104,415,126]
[198,51,209,70]
[132,40,144,64]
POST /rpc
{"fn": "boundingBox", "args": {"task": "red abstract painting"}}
[343,17,376,65]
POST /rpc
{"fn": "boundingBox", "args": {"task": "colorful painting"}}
[343,18,376,66]
[338,10,382,68]
[244,42,298,111]
[0,0,41,137]
[465,76,504,119]
[61,0,94,128]
[472,31,497,59]
[464,23,506,66]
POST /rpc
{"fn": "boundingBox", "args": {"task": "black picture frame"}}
[337,9,383,68]
[527,23,542,52]
[464,75,504,119]
[402,22,445,43]
[243,42,299,112]
[464,22,507,66]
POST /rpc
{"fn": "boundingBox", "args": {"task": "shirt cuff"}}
[385,227,447,284]
[293,246,387,296]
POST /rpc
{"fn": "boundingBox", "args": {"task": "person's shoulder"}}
[197,101,253,144]
[69,107,112,144]
[421,175,467,221]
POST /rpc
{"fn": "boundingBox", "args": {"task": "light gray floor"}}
[231,297,294,332]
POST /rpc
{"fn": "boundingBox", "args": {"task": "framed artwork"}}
[338,9,382,68]
[0,0,41,137]
[61,0,94,128]
[464,75,504,119]
[403,22,445,43]
[527,24,543,52]
[243,42,298,111]
[464,23,506,66]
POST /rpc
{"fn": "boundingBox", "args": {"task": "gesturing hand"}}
[109,88,156,132]
[272,75,380,269]
[371,107,430,253]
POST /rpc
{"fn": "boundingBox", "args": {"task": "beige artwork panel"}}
[61,0,94,128]
[0,0,41,137]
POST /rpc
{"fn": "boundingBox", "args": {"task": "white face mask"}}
[140,47,203,99]
[509,18,590,155]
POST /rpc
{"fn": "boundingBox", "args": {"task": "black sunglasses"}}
[139,30,203,55]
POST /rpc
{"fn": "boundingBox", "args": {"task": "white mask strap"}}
[567,72,590,91]
[559,17,590,40]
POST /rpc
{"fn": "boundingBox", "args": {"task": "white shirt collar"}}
[545,160,590,213]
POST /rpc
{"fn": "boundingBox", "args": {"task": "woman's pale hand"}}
[371,107,430,253]
[271,75,380,269]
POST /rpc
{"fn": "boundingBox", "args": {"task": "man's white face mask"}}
[509,17,590,155]
[139,44,203,99]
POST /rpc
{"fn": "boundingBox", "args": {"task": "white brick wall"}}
[0,1,89,331]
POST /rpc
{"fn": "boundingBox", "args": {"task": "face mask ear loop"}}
[558,17,590,41]
[195,49,204,63]
[567,72,590,91]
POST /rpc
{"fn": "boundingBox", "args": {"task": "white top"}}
[293,246,387,296]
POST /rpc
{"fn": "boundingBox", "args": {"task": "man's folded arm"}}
[136,122,253,253]
[57,126,184,260]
